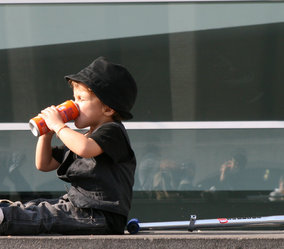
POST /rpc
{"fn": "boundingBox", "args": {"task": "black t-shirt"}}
[52,122,136,231]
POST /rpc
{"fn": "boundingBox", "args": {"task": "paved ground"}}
[0,230,284,249]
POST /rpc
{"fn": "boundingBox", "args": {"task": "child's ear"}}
[103,105,115,117]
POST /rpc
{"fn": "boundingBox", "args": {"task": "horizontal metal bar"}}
[125,121,284,129]
[0,0,275,4]
[1,121,284,131]
[137,215,284,231]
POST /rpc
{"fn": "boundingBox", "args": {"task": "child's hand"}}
[39,106,65,132]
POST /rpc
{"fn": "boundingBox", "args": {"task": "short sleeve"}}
[89,122,131,163]
[52,145,66,163]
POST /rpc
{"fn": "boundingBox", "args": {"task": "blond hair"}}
[69,80,123,121]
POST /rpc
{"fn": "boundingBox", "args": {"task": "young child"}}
[0,57,137,235]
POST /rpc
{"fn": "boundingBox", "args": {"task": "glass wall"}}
[1,1,284,223]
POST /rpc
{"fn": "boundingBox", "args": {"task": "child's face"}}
[72,82,113,129]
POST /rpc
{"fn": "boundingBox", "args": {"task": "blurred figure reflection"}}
[137,145,196,196]
[178,162,196,190]
[197,149,247,190]
[137,145,161,190]
[0,151,31,193]
[219,151,247,183]
[153,159,196,199]
[153,159,177,191]
[269,176,284,201]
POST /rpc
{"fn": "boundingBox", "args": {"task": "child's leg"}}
[0,196,110,235]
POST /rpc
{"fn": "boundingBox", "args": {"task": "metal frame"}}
[127,215,284,234]
[1,121,284,131]
[0,0,280,4]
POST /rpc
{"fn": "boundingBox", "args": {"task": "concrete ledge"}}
[1,230,284,249]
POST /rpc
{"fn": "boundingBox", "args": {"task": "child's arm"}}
[35,132,60,172]
[39,106,103,158]
[55,128,103,158]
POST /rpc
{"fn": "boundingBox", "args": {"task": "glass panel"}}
[1,128,284,192]
[1,2,284,222]
[1,3,284,121]
[1,128,283,220]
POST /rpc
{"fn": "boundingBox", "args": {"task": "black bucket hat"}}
[65,57,137,120]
